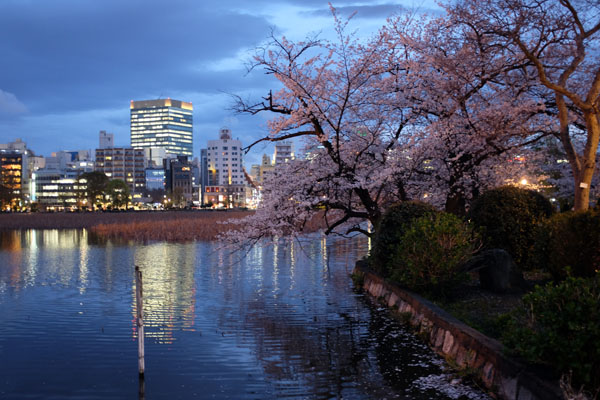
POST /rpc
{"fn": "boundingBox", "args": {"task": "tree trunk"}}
[574,112,600,211]
[445,191,466,216]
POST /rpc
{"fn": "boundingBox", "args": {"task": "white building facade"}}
[203,128,251,207]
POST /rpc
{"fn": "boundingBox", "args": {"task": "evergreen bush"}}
[389,212,478,299]
[532,209,600,280]
[369,201,437,277]
[468,186,554,269]
[502,276,600,392]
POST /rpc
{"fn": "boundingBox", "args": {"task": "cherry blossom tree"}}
[225,6,559,246]
[446,0,600,210]
[227,12,419,245]
[383,12,552,214]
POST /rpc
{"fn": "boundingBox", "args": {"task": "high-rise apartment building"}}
[202,128,250,207]
[130,99,193,157]
[206,128,244,186]
[99,130,114,149]
[273,141,294,164]
[95,147,146,194]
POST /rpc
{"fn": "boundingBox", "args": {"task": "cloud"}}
[0,0,272,114]
[304,3,442,19]
[0,0,442,163]
[306,4,406,19]
[0,89,27,115]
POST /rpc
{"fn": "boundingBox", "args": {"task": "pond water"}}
[0,230,489,399]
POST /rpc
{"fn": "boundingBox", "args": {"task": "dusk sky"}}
[0,0,440,165]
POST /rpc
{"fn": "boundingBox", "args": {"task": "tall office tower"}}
[99,130,114,149]
[273,141,294,164]
[130,99,193,157]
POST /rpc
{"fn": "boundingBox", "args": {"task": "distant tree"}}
[78,171,108,210]
[0,184,11,210]
[145,188,166,204]
[171,187,186,208]
[105,179,130,209]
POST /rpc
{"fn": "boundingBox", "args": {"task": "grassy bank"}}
[0,210,253,241]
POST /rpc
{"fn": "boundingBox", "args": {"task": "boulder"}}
[462,249,528,293]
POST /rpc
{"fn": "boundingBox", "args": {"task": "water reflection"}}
[0,230,490,400]
[132,243,197,344]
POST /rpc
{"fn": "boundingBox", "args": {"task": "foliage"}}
[389,212,478,299]
[0,184,11,209]
[533,136,600,209]
[78,171,108,210]
[105,179,130,209]
[169,187,186,208]
[443,300,513,341]
[468,186,554,269]
[384,11,550,215]
[369,201,437,277]
[502,276,600,392]
[532,210,600,280]
[224,6,550,246]
[29,202,39,212]
[446,0,600,210]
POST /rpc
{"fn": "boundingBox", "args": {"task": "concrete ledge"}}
[353,261,563,400]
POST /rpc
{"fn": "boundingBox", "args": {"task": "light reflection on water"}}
[0,229,489,400]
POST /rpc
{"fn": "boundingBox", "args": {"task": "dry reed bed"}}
[91,211,251,241]
[0,210,331,242]
[0,211,252,241]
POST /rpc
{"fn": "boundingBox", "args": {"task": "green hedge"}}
[468,186,554,269]
[533,209,600,280]
[369,201,437,277]
[389,212,477,299]
[502,276,600,392]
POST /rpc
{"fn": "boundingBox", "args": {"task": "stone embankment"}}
[352,261,563,400]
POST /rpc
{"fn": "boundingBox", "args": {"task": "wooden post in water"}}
[135,266,145,377]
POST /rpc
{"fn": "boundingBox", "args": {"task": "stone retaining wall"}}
[352,262,563,400]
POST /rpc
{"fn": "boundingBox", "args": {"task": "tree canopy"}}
[78,171,109,210]
[105,179,130,209]
[225,2,600,245]
[446,0,600,210]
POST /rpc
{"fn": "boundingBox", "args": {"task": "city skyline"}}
[0,0,440,165]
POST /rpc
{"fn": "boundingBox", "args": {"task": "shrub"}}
[502,276,600,392]
[370,201,437,277]
[389,212,478,299]
[532,210,600,280]
[468,186,554,269]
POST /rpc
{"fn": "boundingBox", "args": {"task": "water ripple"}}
[0,231,490,400]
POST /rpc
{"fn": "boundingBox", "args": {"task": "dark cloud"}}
[0,0,271,114]
[0,0,439,160]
